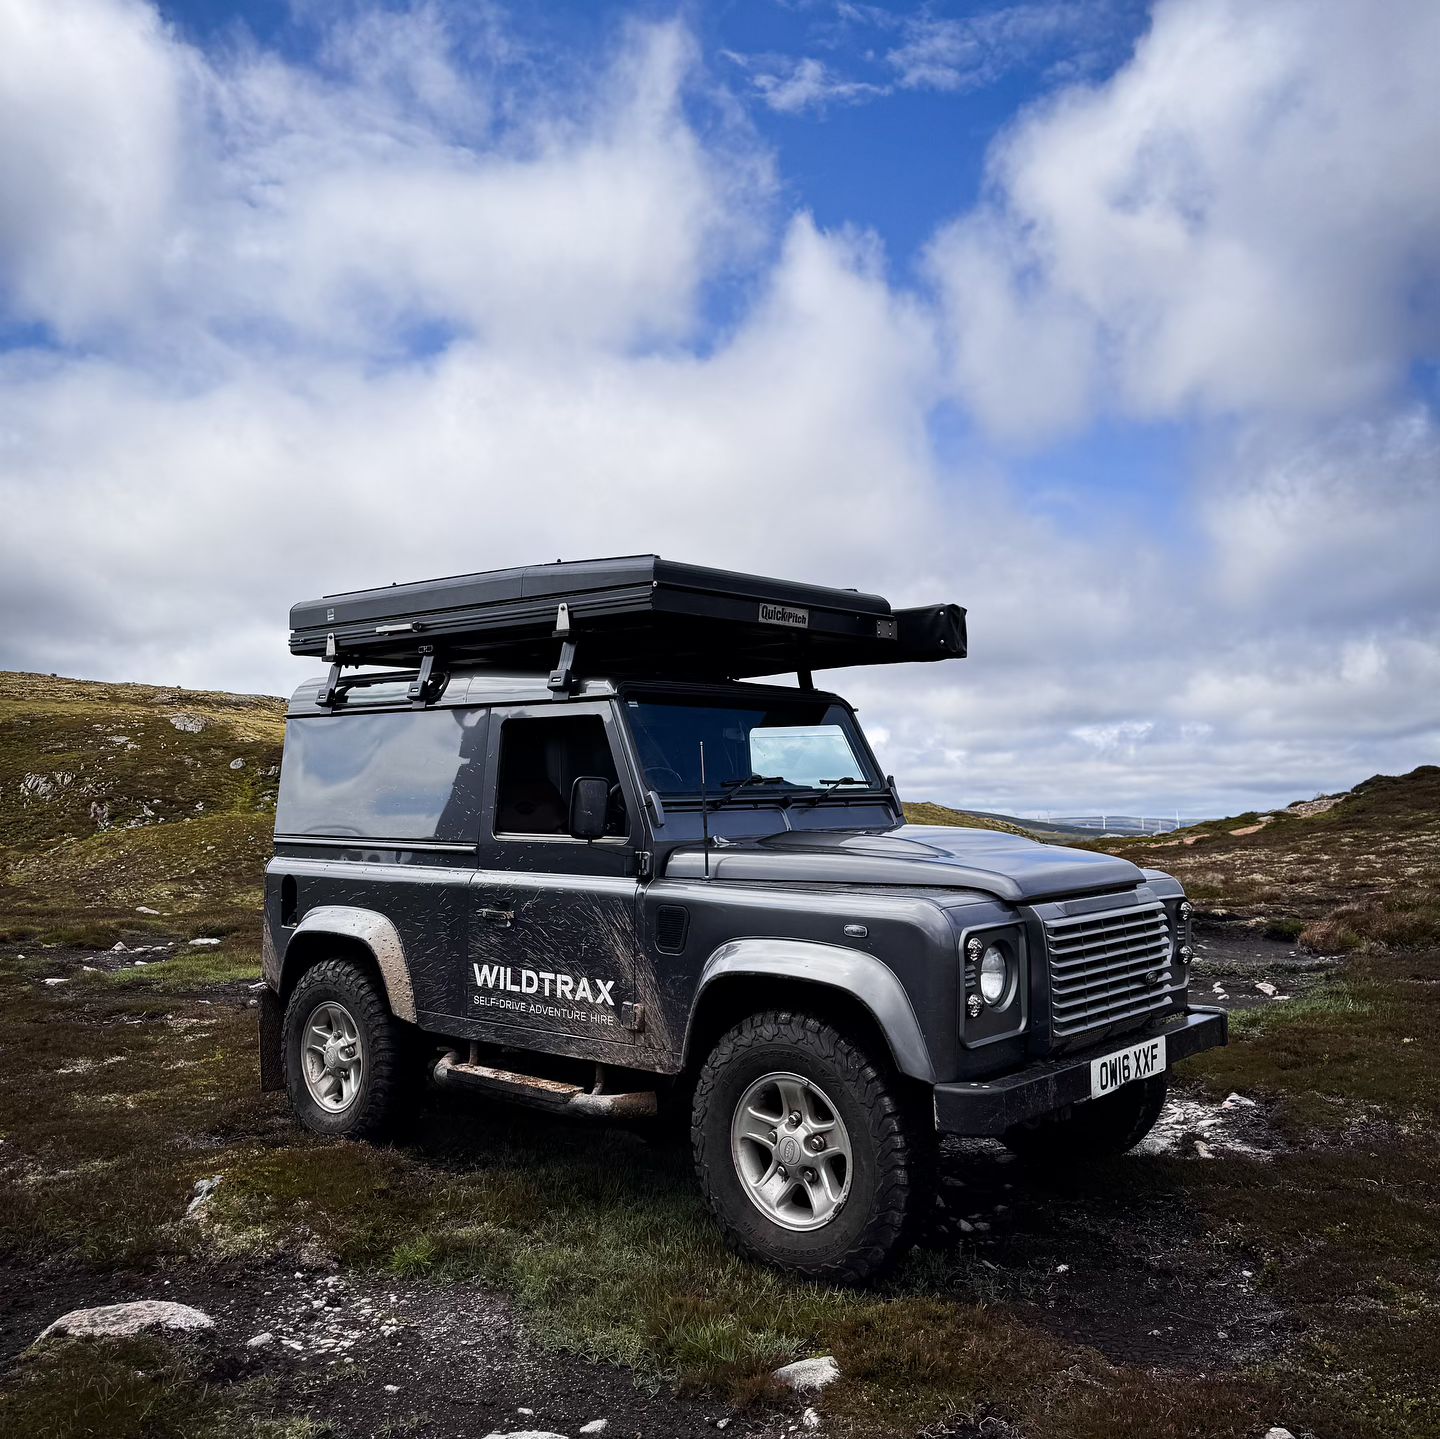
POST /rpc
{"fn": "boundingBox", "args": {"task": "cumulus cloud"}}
[1,0,1437,818]
[928,0,1440,439]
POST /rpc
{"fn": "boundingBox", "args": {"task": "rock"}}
[773,1355,840,1392]
[42,978,68,986]
[112,942,128,952]
[802,1409,821,1430]
[229,757,246,770]
[1264,1430,1296,1439]
[580,1423,608,1435]
[247,1331,274,1348]
[518,1408,534,1417]
[384,1384,400,1394]
[1256,981,1279,997]
[186,1176,223,1216]
[136,906,161,915]
[169,714,205,733]
[37,1300,214,1343]
[189,938,221,947]
[481,1433,568,1439]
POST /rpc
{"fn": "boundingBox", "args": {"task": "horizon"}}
[3,0,1438,819]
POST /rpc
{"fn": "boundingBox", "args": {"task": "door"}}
[467,702,642,1046]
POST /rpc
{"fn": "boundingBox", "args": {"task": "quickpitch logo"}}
[471,963,616,1007]
[758,602,808,629]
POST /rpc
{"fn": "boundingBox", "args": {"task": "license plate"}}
[1090,1036,1166,1099]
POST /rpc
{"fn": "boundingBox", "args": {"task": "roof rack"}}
[292,556,965,706]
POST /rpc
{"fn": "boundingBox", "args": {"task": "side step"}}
[433,1052,657,1119]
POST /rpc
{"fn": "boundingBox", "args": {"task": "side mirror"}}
[569,776,611,840]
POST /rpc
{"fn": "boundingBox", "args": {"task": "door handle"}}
[477,907,514,926]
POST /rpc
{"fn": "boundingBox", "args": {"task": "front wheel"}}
[1002,1073,1168,1163]
[283,958,413,1140]
[691,1011,927,1284]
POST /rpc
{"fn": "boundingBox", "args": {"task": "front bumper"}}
[932,1007,1227,1137]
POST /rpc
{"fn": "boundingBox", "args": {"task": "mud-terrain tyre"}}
[691,1010,927,1284]
[283,959,413,1141]
[1002,1074,1168,1164]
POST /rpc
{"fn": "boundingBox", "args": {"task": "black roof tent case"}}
[290,555,965,699]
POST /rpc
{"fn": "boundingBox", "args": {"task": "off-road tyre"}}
[1002,1073,1168,1164]
[283,958,414,1141]
[691,1010,928,1284]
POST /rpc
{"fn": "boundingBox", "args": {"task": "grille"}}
[654,905,689,954]
[1044,901,1173,1040]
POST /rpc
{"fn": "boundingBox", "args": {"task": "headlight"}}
[979,943,1015,1007]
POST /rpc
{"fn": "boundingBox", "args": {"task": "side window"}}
[495,716,627,838]
[276,708,486,842]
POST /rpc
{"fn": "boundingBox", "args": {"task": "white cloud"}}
[928,0,1440,439]
[726,53,887,115]
[1,0,1438,820]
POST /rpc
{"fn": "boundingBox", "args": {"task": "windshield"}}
[622,693,880,798]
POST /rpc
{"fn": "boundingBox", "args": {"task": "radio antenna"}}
[699,740,711,878]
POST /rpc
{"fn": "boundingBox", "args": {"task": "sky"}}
[2,0,1438,819]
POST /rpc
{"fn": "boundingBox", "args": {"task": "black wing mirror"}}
[569,776,611,840]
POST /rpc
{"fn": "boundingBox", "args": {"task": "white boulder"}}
[773,1355,840,1392]
[38,1300,214,1343]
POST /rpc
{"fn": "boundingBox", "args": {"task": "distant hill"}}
[1111,765,1440,951]
[902,801,1035,838]
[0,672,284,945]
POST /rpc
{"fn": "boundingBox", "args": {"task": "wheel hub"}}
[730,1071,853,1232]
[301,1000,364,1113]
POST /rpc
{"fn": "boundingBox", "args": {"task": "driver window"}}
[495,716,627,838]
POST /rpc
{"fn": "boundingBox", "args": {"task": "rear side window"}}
[495,715,626,837]
[277,709,486,842]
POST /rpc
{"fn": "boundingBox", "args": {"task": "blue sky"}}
[2,0,1438,817]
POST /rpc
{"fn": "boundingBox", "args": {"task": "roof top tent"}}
[289,555,966,706]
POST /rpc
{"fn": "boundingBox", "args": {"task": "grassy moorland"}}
[1,673,1437,1439]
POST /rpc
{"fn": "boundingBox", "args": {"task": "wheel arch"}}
[279,906,417,1022]
[682,939,936,1084]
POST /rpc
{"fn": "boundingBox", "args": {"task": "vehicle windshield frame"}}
[616,682,887,803]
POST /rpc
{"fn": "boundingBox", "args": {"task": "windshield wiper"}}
[714,773,786,808]
[791,777,869,811]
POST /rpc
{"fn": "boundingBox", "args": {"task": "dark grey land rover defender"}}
[259,557,1224,1282]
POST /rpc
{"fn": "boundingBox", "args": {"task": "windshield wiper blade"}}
[713,773,786,808]
[791,776,868,811]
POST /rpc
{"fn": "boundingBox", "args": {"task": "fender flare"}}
[282,906,417,1023]
[686,938,936,1083]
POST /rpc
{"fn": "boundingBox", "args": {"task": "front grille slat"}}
[1043,901,1174,1040]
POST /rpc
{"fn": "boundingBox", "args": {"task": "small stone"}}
[37,1301,214,1343]
[42,978,68,986]
[716,1421,731,1431]
[1264,1430,1296,1439]
[517,1409,534,1417]
[580,1423,608,1435]
[247,1331,274,1348]
[185,1176,222,1216]
[773,1355,840,1392]
[230,757,246,770]
[136,906,160,915]
[802,1409,821,1430]
[189,938,221,947]
[384,1384,400,1394]
[112,942,128,952]
[481,1433,568,1439]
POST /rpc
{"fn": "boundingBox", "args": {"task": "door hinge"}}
[621,1001,645,1032]
[635,850,652,879]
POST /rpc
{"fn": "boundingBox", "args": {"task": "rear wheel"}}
[1002,1074,1168,1163]
[283,958,413,1140]
[691,1010,927,1284]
